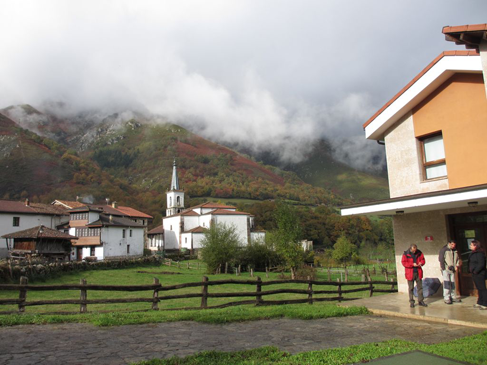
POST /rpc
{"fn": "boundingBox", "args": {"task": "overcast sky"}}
[1,0,486,169]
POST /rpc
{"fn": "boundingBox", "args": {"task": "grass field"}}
[134,332,487,365]
[0,261,392,326]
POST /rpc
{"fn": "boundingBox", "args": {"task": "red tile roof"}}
[185,226,206,233]
[204,209,251,216]
[191,202,236,209]
[443,24,487,51]
[148,225,164,235]
[363,50,480,129]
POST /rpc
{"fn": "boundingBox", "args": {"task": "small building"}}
[0,199,68,258]
[341,24,487,297]
[147,225,164,252]
[2,225,76,261]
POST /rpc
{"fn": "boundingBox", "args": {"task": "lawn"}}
[134,333,487,365]
[0,260,395,325]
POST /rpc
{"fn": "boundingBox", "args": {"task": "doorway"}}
[449,212,487,296]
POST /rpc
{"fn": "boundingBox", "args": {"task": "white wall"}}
[148,234,163,250]
[163,216,181,249]
[102,226,144,258]
[212,215,249,245]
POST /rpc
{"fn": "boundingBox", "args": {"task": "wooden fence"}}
[0,276,397,314]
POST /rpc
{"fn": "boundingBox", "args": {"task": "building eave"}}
[340,184,487,216]
[364,52,481,141]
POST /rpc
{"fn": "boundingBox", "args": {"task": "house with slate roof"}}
[341,24,487,297]
[0,199,68,258]
[2,225,77,261]
[160,160,265,253]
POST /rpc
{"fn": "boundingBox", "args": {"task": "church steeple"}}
[170,159,179,191]
[166,159,185,216]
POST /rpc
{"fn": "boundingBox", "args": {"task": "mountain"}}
[0,106,349,226]
[0,112,143,207]
[1,104,389,221]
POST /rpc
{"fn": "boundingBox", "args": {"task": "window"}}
[130,229,132,237]
[90,247,95,256]
[122,229,126,238]
[420,133,447,180]
[127,245,130,254]
[13,217,20,226]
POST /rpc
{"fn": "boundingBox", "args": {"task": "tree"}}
[272,202,304,279]
[332,235,356,267]
[200,223,242,274]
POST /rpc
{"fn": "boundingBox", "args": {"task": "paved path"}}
[0,315,484,365]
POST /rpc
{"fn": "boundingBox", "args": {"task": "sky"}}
[1,0,486,171]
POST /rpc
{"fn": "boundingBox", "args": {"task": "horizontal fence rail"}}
[0,276,397,314]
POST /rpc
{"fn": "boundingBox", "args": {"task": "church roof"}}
[170,159,180,190]
[191,202,236,209]
[203,209,251,216]
[184,226,206,233]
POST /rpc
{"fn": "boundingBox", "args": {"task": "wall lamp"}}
[395,211,405,215]
[468,201,478,207]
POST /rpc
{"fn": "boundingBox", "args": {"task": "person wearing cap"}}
[402,244,428,308]
[438,240,461,304]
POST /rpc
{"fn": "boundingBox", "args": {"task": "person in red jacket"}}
[401,244,428,308]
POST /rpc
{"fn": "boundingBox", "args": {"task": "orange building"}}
[341,24,487,297]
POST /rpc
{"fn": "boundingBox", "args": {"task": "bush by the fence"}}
[0,256,164,283]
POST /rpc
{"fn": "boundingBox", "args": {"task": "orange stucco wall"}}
[412,72,487,189]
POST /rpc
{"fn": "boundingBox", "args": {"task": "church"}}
[149,160,265,253]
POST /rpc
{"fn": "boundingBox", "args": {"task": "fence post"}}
[250,268,254,278]
[152,277,159,310]
[384,270,388,281]
[238,265,241,276]
[80,278,87,313]
[307,276,313,305]
[368,277,374,297]
[225,262,228,274]
[337,278,342,302]
[345,267,348,282]
[366,268,371,281]
[18,276,28,313]
[256,276,262,305]
[177,261,180,269]
[201,276,208,308]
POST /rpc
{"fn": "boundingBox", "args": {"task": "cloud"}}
[1,0,486,171]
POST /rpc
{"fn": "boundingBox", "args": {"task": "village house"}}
[154,160,265,253]
[66,205,146,261]
[0,199,68,258]
[341,24,487,297]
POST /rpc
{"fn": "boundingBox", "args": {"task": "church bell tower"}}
[166,159,185,216]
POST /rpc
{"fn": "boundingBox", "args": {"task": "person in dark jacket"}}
[401,244,427,308]
[438,240,461,304]
[469,240,487,309]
